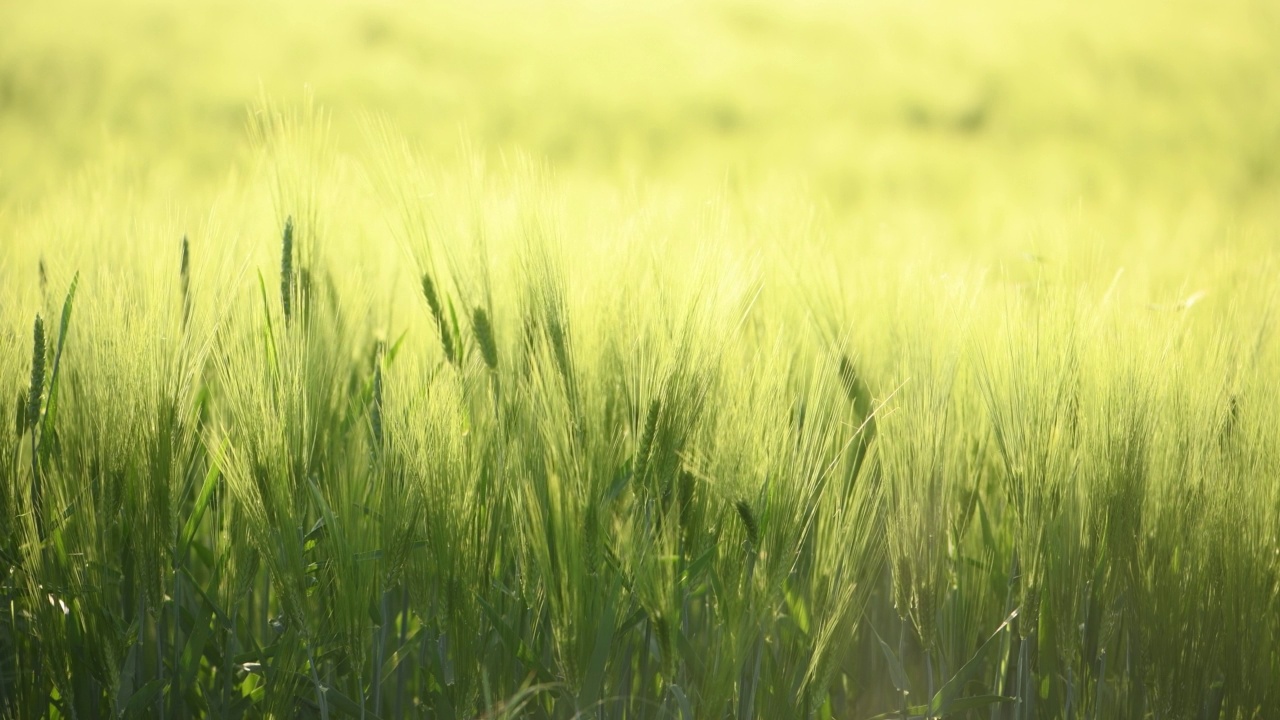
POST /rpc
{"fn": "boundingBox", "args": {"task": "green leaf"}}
[1038,590,1056,702]
[581,573,622,712]
[854,694,1014,719]
[40,272,79,441]
[929,608,1019,715]
[120,679,166,719]
[386,328,410,365]
[256,270,279,375]
[180,601,216,694]
[870,623,911,695]
[321,684,381,719]
[670,684,694,720]
[475,594,556,683]
[178,463,220,566]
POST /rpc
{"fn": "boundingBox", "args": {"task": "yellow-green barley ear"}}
[635,399,660,481]
[422,273,456,365]
[14,390,25,437]
[735,499,759,553]
[280,216,294,325]
[180,234,192,328]
[27,315,45,428]
[471,306,498,370]
[838,353,874,422]
[27,314,46,538]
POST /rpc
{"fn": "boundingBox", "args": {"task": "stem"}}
[925,648,934,719]
[307,639,331,720]
[1091,650,1106,720]
[394,585,410,720]
[900,620,909,720]
[1015,636,1027,720]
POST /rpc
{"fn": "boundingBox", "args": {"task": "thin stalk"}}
[925,648,934,719]
[900,620,909,720]
[394,585,410,720]
[306,639,331,720]
[373,589,390,713]
[1092,651,1106,720]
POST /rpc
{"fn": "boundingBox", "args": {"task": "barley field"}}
[1,0,1279,717]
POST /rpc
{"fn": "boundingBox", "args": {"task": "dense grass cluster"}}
[3,0,1280,717]
[0,104,1276,718]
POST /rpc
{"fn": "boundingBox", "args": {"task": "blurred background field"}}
[4,0,1279,214]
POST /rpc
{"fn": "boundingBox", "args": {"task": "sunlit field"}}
[2,0,1279,717]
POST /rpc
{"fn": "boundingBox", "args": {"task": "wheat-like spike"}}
[180,234,192,328]
[281,216,294,325]
[422,273,456,365]
[28,315,45,428]
[38,258,48,296]
[28,314,46,539]
[472,306,498,370]
[14,390,25,437]
[635,399,660,481]
[838,354,872,415]
[735,499,759,552]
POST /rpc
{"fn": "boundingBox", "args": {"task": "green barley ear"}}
[421,273,456,365]
[635,399,660,480]
[28,315,45,539]
[892,556,913,621]
[180,234,192,327]
[838,353,873,420]
[38,258,48,296]
[471,306,498,370]
[28,315,45,428]
[735,499,759,553]
[280,216,294,325]
[14,390,25,437]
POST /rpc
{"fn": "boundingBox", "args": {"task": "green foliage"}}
[1,0,1279,716]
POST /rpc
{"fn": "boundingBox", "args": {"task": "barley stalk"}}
[28,314,45,538]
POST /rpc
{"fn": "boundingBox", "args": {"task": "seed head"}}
[180,235,192,327]
[471,306,498,370]
[422,274,456,364]
[635,399,660,480]
[735,499,759,551]
[27,315,46,428]
[14,390,25,437]
[281,216,294,324]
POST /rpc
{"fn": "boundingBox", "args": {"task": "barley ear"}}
[635,399,660,481]
[28,314,46,539]
[180,234,192,328]
[27,315,45,428]
[14,390,25,437]
[281,216,294,325]
[735,499,759,553]
[422,273,457,365]
[472,306,498,370]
